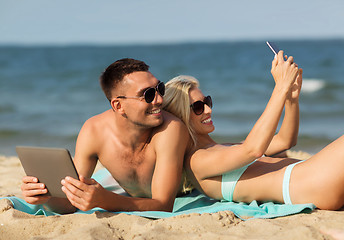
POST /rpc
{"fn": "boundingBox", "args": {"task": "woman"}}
[163,51,344,210]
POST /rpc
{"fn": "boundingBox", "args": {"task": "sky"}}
[1,0,343,45]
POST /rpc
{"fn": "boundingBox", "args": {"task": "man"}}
[21,58,189,213]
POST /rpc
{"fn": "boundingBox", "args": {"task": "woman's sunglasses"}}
[190,95,213,115]
[117,81,165,103]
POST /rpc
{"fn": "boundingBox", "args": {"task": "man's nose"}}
[151,90,163,105]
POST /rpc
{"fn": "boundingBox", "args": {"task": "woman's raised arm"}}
[265,68,303,156]
[191,51,300,179]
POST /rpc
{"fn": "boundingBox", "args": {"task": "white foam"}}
[302,79,325,93]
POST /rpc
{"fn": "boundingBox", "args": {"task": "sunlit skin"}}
[21,70,189,213]
[189,90,215,137]
[185,87,299,202]
[182,51,344,210]
[114,72,164,129]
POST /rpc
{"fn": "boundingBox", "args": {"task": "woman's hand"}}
[288,68,303,101]
[271,51,299,93]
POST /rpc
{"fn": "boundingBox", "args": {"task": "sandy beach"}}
[1,152,344,240]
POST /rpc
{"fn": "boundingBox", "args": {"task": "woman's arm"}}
[265,68,303,156]
[191,51,299,179]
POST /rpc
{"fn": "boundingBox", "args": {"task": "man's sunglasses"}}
[117,81,165,103]
[190,95,213,115]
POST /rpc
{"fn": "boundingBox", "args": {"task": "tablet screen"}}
[16,146,79,198]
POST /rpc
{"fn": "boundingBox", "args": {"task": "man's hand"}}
[21,176,51,204]
[61,176,108,211]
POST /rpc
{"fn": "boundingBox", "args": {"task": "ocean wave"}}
[0,129,19,138]
[0,104,15,113]
[301,78,326,93]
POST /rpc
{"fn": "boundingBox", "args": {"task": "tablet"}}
[16,146,79,198]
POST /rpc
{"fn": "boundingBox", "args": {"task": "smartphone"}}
[266,41,280,55]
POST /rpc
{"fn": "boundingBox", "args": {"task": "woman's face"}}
[189,87,215,135]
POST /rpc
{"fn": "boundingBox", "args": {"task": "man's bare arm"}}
[62,116,189,212]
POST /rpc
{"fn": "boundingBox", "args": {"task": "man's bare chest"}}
[98,147,156,196]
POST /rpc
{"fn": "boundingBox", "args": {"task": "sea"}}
[1,39,344,156]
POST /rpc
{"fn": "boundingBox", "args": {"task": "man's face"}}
[117,71,164,129]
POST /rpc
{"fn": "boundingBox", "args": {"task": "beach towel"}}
[1,168,315,220]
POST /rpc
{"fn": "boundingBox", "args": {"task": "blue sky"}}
[1,0,343,45]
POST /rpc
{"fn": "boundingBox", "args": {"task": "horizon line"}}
[0,36,343,47]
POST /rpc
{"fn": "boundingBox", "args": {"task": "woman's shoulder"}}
[187,144,219,163]
[185,144,229,179]
[188,142,241,164]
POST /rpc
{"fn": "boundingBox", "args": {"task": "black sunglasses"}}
[190,95,213,115]
[117,81,165,103]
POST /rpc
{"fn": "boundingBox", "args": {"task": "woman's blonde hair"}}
[163,75,200,147]
[163,75,200,194]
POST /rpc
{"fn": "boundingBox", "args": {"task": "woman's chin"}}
[207,125,215,133]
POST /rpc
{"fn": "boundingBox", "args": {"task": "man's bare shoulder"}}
[151,111,189,146]
[76,109,115,156]
[158,110,187,131]
[80,109,113,134]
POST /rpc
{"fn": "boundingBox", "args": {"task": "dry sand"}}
[1,152,344,240]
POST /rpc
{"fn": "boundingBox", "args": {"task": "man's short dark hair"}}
[100,58,150,102]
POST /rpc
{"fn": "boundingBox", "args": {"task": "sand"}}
[1,152,344,240]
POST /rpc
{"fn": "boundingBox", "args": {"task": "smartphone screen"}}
[266,41,280,55]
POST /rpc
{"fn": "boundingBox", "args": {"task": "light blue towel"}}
[1,168,315,220]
